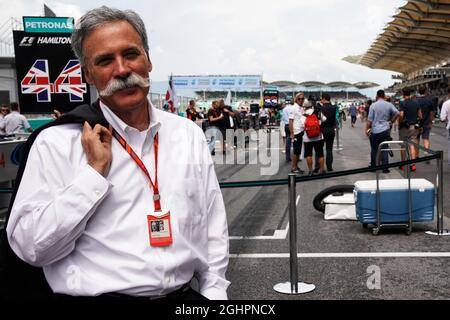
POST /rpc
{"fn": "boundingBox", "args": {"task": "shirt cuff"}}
[198,273,230,300]
[201,286,228,300]
[71,165,111,211]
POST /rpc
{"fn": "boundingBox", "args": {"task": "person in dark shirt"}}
[218,99,235,151]
[207,100,224,155]
[416,85,436,159]
[219,99,235,130]
[319,93,336,172]
[398,88,422,171]
[364,99,372,122]
[186,100,199,121]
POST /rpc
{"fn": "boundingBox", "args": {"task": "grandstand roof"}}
[298,81,326,87]
[353,81,381,89]
[265,80,379,89]
[346,0,450,75]
[327,81,353,88]
[270,80,298,86]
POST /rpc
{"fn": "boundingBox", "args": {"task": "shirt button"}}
[94,190,101,197]
[166,277,171,284]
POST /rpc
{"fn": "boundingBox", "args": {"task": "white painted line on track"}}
[229,252,450,258]
[228,195,299,240]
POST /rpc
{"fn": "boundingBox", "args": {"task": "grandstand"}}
[344,0,450,106]
[193,79,375,106]
[195,90,366,102]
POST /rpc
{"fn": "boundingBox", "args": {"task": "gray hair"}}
[71,6,149,66]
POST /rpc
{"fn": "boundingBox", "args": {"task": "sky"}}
[0,0,407,96]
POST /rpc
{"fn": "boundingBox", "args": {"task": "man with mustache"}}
[2,6,229,300]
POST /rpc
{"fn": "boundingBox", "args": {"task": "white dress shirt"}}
[7,101,230,299]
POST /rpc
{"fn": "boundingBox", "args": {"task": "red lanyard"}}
[111,128,161,211]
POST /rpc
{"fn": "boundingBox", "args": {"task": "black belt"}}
[103,282,192,301]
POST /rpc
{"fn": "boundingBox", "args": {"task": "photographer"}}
[398,88,422,172]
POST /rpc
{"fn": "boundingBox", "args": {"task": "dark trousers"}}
[285,125,292,161]
[322,127,335,171]
[370,129,391,167]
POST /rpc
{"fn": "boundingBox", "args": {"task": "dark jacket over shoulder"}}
[0,101,108,299]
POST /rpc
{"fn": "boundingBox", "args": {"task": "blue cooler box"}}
[354,179,434,224]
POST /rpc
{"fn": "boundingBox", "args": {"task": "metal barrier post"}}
[334,127,343,151]
[273,174,315,294]
[438,151,445,235]
[426,151,450,236]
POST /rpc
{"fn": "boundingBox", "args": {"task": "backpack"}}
[304,113,321,138]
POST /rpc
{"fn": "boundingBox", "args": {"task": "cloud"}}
[0,0,407,95]
[0,0,82,22]
[49,1,83,20]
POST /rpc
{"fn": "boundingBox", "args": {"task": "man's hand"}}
[81,122,112,177]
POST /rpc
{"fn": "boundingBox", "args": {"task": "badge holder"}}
[147,209,173,247]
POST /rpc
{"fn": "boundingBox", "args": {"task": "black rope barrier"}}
[0,142,442,192]
[219,152,441,188]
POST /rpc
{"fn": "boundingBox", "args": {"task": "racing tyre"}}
[312,184,354,213]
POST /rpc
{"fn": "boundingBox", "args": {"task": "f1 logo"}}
[19,37,35,46]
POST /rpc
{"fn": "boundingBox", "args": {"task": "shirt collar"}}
[99,99,161,139]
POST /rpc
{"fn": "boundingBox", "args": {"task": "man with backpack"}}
[302,102,326,175]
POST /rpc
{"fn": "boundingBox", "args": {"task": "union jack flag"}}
[21,59,53,102]
[54,60,87,102]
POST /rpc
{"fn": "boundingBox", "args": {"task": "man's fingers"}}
[93,123,107,134]
[83,121,93,133]
[92,124,112,144]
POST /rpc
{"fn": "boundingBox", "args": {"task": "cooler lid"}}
[323,192,355,204]
[354,179,434,191]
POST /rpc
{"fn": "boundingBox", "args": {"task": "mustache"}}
[99,73,150,97]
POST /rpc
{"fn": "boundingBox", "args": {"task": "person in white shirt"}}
[281,101,295,161]
[439,87,450,165]
[3,102,32,135]
[288,92,305,174]
[5,6,229,300]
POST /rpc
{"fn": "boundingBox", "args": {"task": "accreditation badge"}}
[147,210,173,247]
